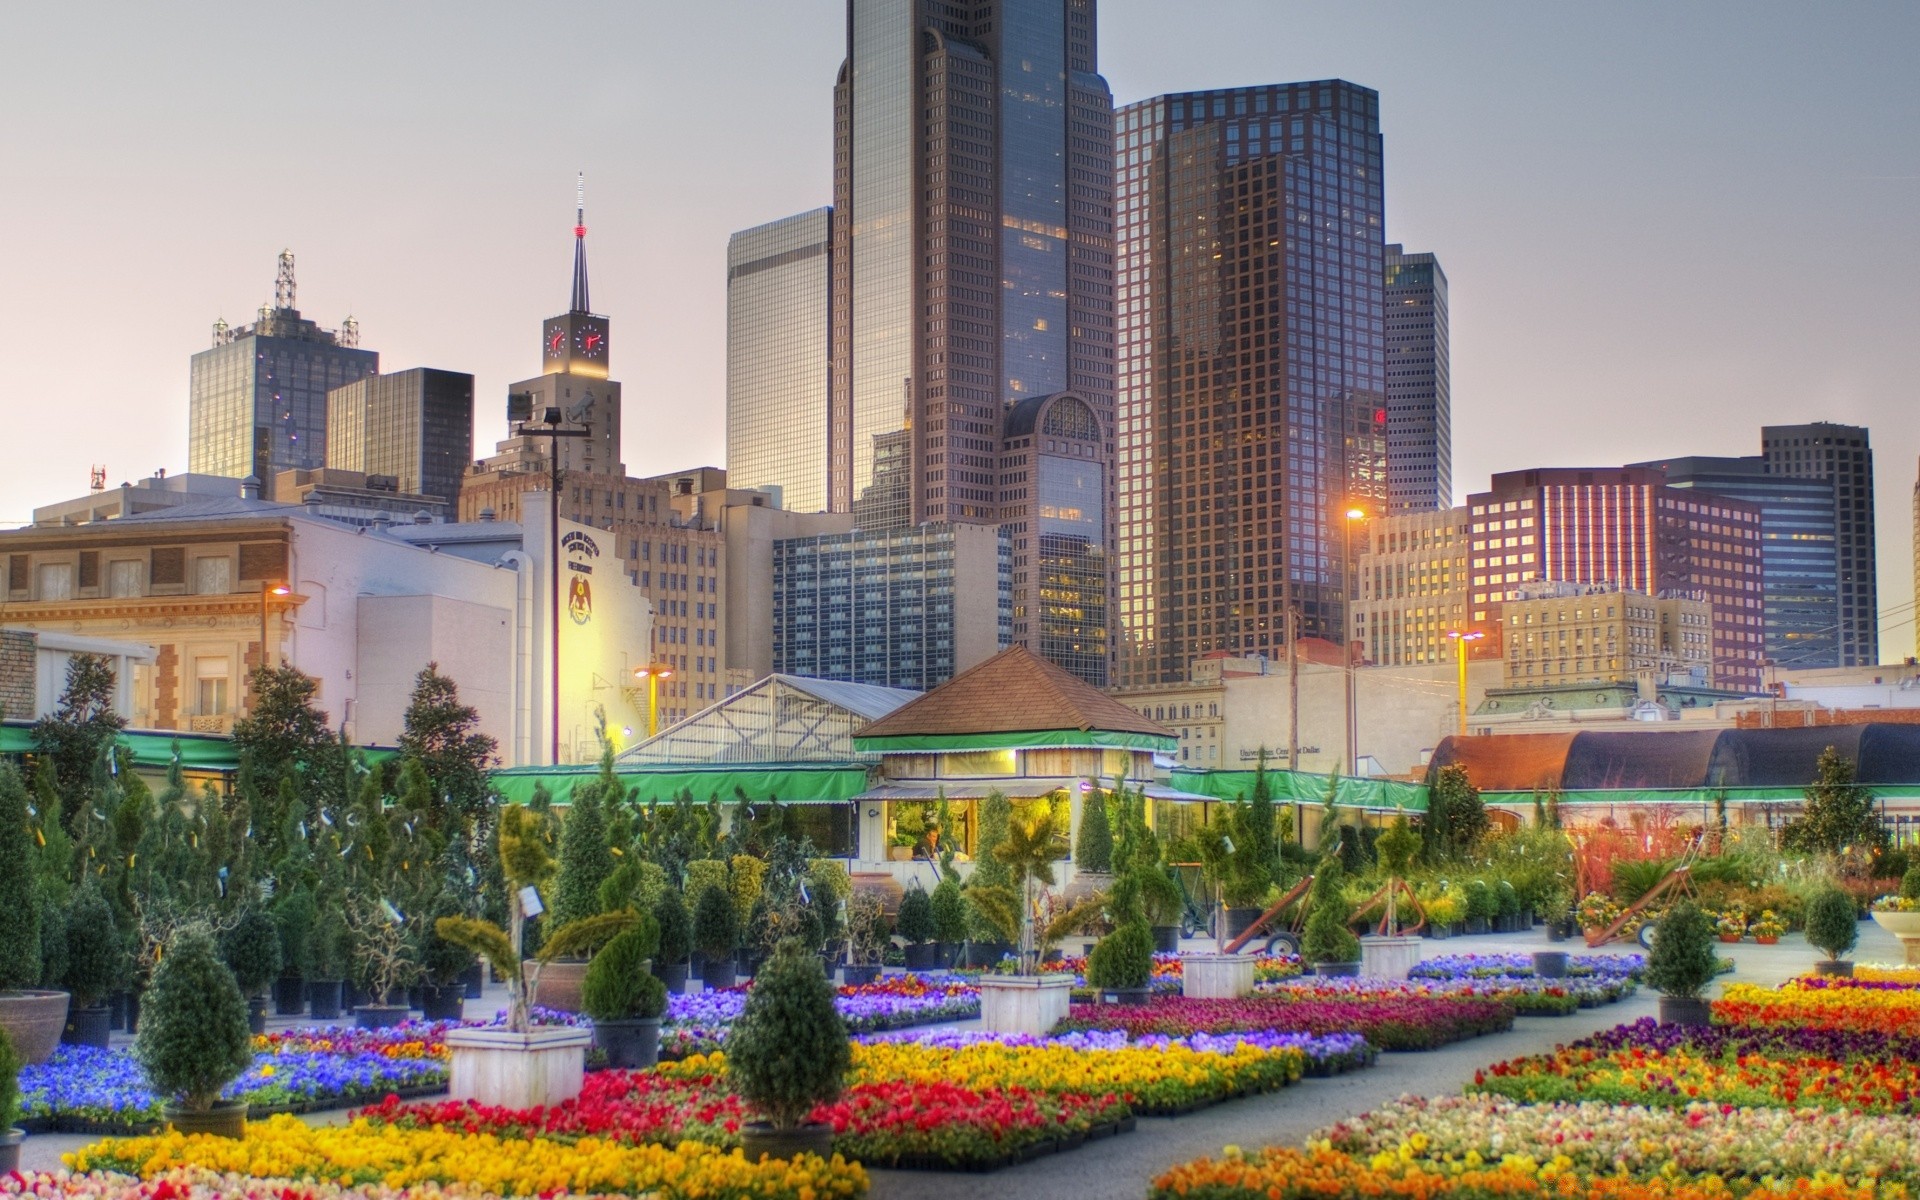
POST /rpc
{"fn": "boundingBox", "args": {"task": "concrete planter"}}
[1872,911,1920,965]
[0,991,71,1065]
[446,1025,591,1109]
[979,975,1074,1037]
[1359,935,1423,981]
[1182,953,1256,1000]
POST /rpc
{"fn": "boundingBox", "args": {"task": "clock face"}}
[547,328,566,355]
[573,324,606,359]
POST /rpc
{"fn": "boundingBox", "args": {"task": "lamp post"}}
[631,665,676,738]
[513,400,589,765]
[259,582,291,671]
[1342,506,1366,776]
[1446,629,1486,738]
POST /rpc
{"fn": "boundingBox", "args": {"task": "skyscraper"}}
[326,368,475,505]
[188,251,377,497]
[1384,245,1450,513]
[1762,423,1877,666]
[1114,82,1388,688]
[727,209,833,514]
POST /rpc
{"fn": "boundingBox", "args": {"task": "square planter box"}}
[1182,954,1256,1000]
[978,976,1074,1037]
[446,1026,592,1110]
[1359,935,1423,981]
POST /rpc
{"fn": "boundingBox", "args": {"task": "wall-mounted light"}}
[866,808,880,819]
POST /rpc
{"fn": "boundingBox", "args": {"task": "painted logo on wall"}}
[562,530,600,626]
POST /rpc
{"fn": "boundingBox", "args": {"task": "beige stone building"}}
[1352,505,1474,667]
[1498,585,1711,689]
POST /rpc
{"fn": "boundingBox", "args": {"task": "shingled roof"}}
[852,644,1175,749]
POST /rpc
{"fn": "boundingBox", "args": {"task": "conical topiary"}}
[726,939,849,1130]
[0,763,40,991]
[134,925,252,1112]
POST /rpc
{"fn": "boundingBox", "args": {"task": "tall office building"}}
[326,368,475,505]
[1466,467,1766,690]
[1762,423,1877,666]
[727,209,833,514]
[1114,82,1388,688]
[1384,245,1450,513]
[188,252,377,497]
[1631,454,1839,668]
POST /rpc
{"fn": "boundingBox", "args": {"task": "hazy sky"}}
[2,1,1915,653]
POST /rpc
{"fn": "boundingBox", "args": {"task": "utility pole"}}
[513,397,588,765]
[1286,607,1300,772]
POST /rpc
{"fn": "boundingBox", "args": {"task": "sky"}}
[1,1,1915,653]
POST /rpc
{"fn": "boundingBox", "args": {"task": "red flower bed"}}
[360,1065,1127,1170]
[1056,992,1513,1051]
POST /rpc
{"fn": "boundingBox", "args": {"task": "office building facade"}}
[1761,423,1876,666]
[1467,467,1765,690]
[727,209,833,514]
[1115,81,1388,688]
[326,367,474,505]
[1353,505,1471,667]
[1383,245,1450,513]
[1497,585,1713,689]
[188,252,377,496]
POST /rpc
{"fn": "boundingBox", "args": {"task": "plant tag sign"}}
[519,885,545,918]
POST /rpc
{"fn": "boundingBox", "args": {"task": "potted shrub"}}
[420,895,477,1022]
[1463,879,1495,936]
[693,883,740,989]
[135,925,253,1138]
[729,939,850,1163]
[60,885,122,1049]
[1302,861,1362,977]
[896,886,936,970]
[0,763,63,1066]
[651,888,693,993]
[219,907,282,1035]
[842,892,888,986]
[583,917,668,1068]
[1750,910,1785,945]
[271,886,317,1017]
[1646,899,1717,1025]
[0,1025,22,1173]
[347,895,419,1029]
[929,876,968,969]
[1805,885,1859,976]
[1085,865,1155,1004]
[305,908,349,1020]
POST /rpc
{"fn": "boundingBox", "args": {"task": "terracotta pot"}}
[536,959,589,1013]
[164,1100,248,1139]
[1719,934,1742,943]
[740,1120,835,1163]
[1755,936,1779,945]
[0,991,71,1065]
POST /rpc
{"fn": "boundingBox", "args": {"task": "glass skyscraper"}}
[1114,82,1387,688]
[1762,423,1877,666]
[1384,245,1450,513]
[325,367,475,505]
[188,253,377,497]
[727,209,832,514]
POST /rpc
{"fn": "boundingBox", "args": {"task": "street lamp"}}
[1342,506,1367,776]
[1446,629,1486,738]
[631,664,676,738]
[260,582,291,671]
[512,399,589,765]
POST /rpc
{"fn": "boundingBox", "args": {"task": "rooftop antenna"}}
[275,249,296,311]
[570,172,591,313]
[339,314,360,348]
[89,466,106,492]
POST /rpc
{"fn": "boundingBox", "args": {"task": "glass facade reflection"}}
[1115,83,1388,688]
[1384,245,1451,514]
[728,209,832,513]
[325,367,473,505]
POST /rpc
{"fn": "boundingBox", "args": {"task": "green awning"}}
[1480,785,1920,807]
[852,728,1175,754]
[490,763,873,807]
[1170,767,1430,812]
[0,721,397,775]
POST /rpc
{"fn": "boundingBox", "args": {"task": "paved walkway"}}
[18,922,1906,1198]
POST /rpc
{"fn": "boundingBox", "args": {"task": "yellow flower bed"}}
[68,1114,866,1200]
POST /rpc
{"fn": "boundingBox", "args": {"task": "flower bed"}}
[1058,986,1513,1051]
[862,1027,1374,1076]
[1471,1017,1920,1113]
[1409,953,1646,981]
[1321,1093,1920,1189]
[661,974,979,1057]
[1717,979,1920,1036]
[1039,951,1304,995]
[1854,965,1920,985]
[18,1044,446,1134]
[67,1116,867,1199]
[9,1170,862,1200]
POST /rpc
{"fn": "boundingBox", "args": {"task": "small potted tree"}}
[651,889,693,993]
[896,886,937,970]
[1805,885,1859,977]
[420,895,476,1022]
[693,883,740,989]
[220,907,282,1035]
[930,876,968,969]
[135,925,253,1138]
[271,886,317,1018]
[305,908,349,1020]
[0,1026,23,1174]
[60,885,122,1048]
[346,895,420,1029]
[582,917,668,1068]
[730,939,850,1163]
[1086,876,1155,1004]
[841,892,888,986]
[1646,899,1717,1025]
[1302,860,1362,977]
[1361,818,1424,979]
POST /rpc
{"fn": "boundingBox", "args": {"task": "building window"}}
[36,563,74,601]
[107,559,145,598]
[193,556,232,595]
[196,658,231,715]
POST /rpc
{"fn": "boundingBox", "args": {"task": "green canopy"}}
[0,720,398,775]
[490,763,873,807]
[1171,767,1429,812]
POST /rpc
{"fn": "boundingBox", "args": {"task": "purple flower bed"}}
[661,974,980,1057]
[1409,953,1645,981]
[1572,1015,1920,1060]
[861,1026,1373,1072]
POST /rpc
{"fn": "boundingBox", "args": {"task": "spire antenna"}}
[570,172,591,313]
[275,249,297,311]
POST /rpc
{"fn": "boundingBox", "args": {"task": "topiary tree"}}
[551,772,616,929]
[0,1024,19,1134]
[1074,789,1113,874]
[1374,817,1423,934]
[31,655,127,837]
[1645,900,1716,1000]
[895,886,935,945]
[434,803,555,1033]
[1301,859,1361,966]
[1085,918,1153,990]
[653,889,693,967]
[134,925,252,1113]
[0,763,42,992]
[219,907,282,999]
[726,939,849,1131]
[397,664,499,825]
[61,885,123,1009]
[272,886,318,981]
[930,876,968,948]
[1424,764,1488,862]
[692,883,738,964]
[581,917,666,1022]
[1805,885,1859,962]
[1784,748,1887,859]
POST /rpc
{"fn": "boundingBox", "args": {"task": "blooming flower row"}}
[1056,987,1515,1051]
[1716,980,1920,1037]
[858,1026,1372,1073]
[1409,953,1646,982]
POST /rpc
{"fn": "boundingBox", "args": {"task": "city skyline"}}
[1,1,1915,654]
